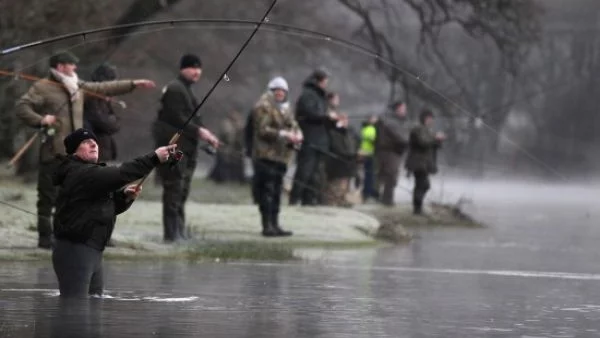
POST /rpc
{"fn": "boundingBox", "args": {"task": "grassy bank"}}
[0,168,484,261]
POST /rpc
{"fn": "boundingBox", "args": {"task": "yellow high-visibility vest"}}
[360,124,376,155]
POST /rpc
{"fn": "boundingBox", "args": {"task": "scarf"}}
[50,68,81,102]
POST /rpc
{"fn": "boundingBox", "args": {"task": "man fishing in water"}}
[52,128,176,298]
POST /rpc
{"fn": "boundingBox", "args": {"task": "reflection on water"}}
[1,257,600,337]
[1,180,600,337]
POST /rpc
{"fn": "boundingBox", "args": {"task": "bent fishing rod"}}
[0,16,566,180]
[133,0,278,190]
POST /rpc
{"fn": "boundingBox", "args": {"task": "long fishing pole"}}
[0,15,579,184]
[0,17,564,181]
[133,0,278,190]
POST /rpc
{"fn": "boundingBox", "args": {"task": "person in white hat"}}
[250,76,302,237]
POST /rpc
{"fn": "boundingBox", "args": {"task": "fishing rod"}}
[133,0,278,190]
[0,17,569,180]
[3,67,587,191]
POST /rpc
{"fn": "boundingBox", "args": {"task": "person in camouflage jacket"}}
[252,76,302,237]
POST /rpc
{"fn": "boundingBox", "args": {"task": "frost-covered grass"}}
[0,169,483,261]
[0,177,381,261]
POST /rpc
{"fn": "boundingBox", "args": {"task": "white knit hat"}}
[267,76,289,92]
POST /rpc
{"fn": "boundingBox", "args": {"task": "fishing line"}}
[0,18,578,180]
[133,0,279,190]
[0,199,37,218]
[10,26,182,74]
[1,66,591,199]
[1,71,590,210]
[1,15,591,216]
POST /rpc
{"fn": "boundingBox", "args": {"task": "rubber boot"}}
[261,213,278,237]
[271,213,293,237]
[413,196,423,215]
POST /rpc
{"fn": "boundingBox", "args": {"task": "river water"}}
[1,177,599,337]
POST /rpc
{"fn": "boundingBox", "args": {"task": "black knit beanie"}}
[180,54,202,69]
[64,128,98,154]
[419,109,434,124]
[91,63,117,82]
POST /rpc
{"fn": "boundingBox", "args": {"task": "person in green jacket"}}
[359,115,379,202]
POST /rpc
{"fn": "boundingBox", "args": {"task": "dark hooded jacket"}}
[294,75,332,149]
[52,152,161,251]
[84,64,120,161]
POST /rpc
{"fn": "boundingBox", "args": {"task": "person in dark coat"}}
[52,128,176,298]
[405,109,446,214]
[83,63,121,162]
[323,92,359,206]
[374,101,410,206]
[289,69,339,206]
[152,54,220,242]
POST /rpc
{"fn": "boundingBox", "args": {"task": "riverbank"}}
[0,171,483,261]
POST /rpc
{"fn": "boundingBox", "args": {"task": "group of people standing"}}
[247,68,446,237]
[12,50,445,297]
[364,102,446,214]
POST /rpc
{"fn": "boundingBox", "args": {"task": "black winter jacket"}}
[52,152,161,251]
[325,125,360,180]
[152,75,203,156]
[295,78,331,149]
[84,97,120,161]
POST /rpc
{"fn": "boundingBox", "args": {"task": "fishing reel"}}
[40,125,56,144]
[166,148,184,168]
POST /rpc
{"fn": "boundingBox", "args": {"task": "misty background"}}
[1,0,599,182]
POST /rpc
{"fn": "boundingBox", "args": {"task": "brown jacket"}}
[16,72,136,162]
[251,92,300,164]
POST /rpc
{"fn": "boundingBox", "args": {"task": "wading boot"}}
[413,198,424,215]
[271,213,293,237]
[37,236,53,250]
[261,213,278,237]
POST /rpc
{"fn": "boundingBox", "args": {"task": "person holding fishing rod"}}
[405,109,446,215]
[52,127,177,298]
[322,91,361,207]
[15,51,156,249]
[152,54,220,243]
